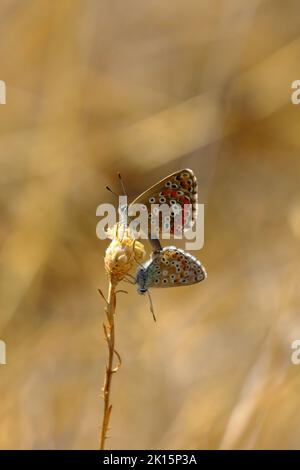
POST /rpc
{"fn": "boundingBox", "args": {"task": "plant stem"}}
[100,280,117,450]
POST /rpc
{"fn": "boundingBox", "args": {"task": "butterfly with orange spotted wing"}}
[127,168,198,252]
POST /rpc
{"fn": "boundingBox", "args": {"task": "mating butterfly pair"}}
[123,168,207,294]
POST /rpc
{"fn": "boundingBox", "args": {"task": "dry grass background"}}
[0,0,300,449]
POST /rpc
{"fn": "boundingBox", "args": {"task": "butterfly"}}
[114,169,198,252]
[136,246,207,294]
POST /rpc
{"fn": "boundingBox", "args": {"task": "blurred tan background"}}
[0,0,300,449]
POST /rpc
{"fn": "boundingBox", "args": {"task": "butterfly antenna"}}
[106,185,119,198]
[118,172,127,196]
[147,290,156,322]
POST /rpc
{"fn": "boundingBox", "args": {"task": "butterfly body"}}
[136,246,206,294]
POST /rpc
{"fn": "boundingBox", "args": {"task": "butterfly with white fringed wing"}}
[136,246,206,295]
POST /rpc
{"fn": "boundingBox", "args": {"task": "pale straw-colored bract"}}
[104,224,146,283]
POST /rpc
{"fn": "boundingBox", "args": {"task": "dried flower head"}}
[104,224,146,283]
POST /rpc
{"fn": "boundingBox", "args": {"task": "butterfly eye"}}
[165,181,172,188]
[182,172,190,178]
[176,190,184,196]
[170,199,177,205]
[149,197,156,203]
[154,279,159,284]
[170,274,176,280]
[159,196,166,203]
[171,183,178,189]
[162,279,168,284]
[180,279,188,283]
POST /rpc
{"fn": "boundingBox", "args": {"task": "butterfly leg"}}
[146,290,156,322]
[123,274,136,285]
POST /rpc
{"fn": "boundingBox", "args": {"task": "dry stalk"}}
[99,224,145,449]
[99,281,120,449]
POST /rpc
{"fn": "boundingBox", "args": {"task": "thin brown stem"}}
[100,280,118,450]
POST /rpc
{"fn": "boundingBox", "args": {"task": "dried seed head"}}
[104,224,146,282]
